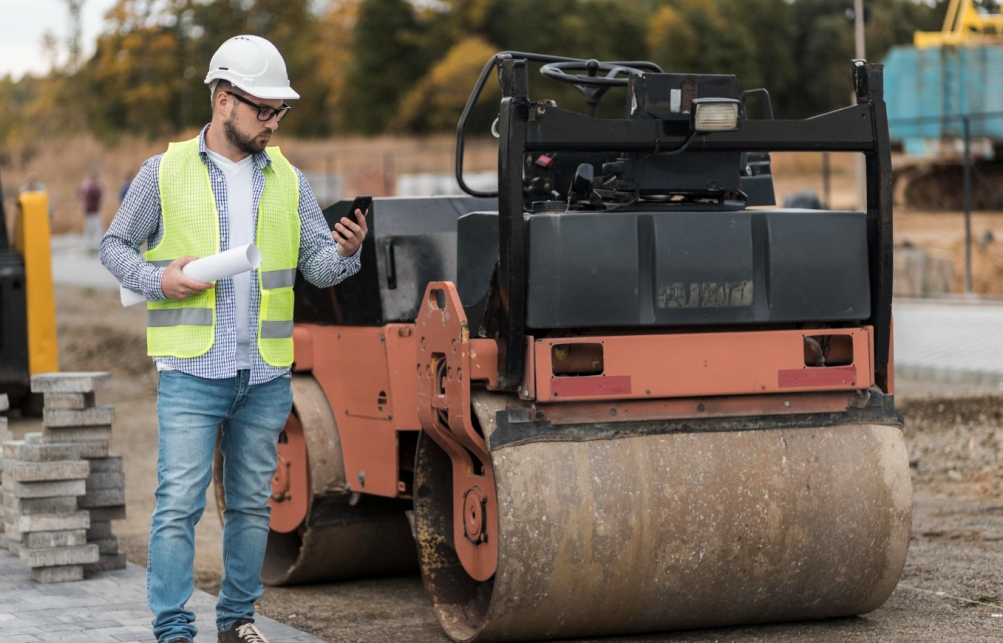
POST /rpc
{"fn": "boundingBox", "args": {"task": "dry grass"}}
[1,132,498,235]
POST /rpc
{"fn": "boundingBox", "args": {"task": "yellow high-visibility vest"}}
[145,137,300,366]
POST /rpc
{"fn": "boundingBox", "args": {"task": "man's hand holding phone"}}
[335,195,371,257]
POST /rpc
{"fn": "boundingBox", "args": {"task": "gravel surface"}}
[14,285,1001,642]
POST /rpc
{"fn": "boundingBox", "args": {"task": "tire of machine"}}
[213,374,419,585]
[415,391,912,643]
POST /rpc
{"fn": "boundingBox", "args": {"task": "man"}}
[79,171,103,253]
[100,35,368,643]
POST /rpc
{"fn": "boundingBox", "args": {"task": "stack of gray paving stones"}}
[0,393,10,548]
[1,372,128,583]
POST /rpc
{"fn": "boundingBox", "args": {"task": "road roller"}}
[214,52,911,641]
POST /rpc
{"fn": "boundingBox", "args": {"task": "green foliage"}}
[0,0,953,142]
[391,36,500,133]
[86,2,183,138]
[342,0,435,134]
[648,0,763,89]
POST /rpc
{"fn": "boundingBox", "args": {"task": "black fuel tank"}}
[457,208,870,330]
[524,208,870,328]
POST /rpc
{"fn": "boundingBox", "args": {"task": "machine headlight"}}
[691,99,741,132]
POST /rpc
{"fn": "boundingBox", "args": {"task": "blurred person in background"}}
[120,170,133,203]
[78,171,103,253]
[19,174,46,193]
[100,34,368,643]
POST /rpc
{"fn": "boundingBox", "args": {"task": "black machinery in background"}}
[0,168,31,408]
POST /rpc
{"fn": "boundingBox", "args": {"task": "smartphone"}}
[346,195,372,225]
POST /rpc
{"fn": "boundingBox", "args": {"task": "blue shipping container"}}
[884,44,1003,147]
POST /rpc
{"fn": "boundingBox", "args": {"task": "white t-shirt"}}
[207,149,255,370]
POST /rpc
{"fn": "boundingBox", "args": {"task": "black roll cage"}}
[459,53,894,396]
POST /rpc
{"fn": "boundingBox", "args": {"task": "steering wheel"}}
[541,59,651,86]
[540,59,659,116]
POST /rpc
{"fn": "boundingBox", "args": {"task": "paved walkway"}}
[50,235,121,291]
[0,549,323,643]
[894,299,1003,387]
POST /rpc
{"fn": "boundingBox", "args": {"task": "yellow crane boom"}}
[915,0,1003,48]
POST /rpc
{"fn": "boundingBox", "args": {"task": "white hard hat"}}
[204,35,300,101]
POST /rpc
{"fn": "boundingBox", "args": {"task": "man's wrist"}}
[145,267,168,302]
[337,244,361,259]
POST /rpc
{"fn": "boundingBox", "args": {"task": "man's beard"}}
[224,113,269,155]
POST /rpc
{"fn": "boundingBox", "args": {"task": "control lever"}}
[569,163,603,208]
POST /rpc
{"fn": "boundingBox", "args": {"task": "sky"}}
[0,0,119,80]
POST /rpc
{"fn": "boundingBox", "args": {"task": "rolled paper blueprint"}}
[120,244,263,307]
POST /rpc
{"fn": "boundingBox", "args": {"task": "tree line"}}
[0,0,945,149]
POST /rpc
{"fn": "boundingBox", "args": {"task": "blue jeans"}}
[148,370,292,643]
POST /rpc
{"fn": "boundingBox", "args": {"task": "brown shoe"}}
[218,619,270,643]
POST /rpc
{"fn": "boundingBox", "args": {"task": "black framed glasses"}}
[224,91,291,123]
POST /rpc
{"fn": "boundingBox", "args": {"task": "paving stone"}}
[31,565,84,583]
[85,472,125,491]
[90,537,119,555]
[85,521,112,540]
[16,512,89,533]
[5,442,83,463]
[6,461,90,483]
[0,435,7,482]
[5,496,78,516]
[42,392,95,410]
[5,478,87,499]
[78,489,125,508]
[23,530,86,549]
[2,441,20,460]
[87,505,126,522]
[42,406,114,428]
[30,372,111,394]
[42,426,112,444]
[86,456,123,474]
[83,551,126,574]
[0,553,323,642]
[71,441,109,459]
[20,543,99,568]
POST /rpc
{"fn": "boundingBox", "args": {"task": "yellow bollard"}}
[14,190,59,376]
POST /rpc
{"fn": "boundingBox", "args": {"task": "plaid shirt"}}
[100,125,360,385]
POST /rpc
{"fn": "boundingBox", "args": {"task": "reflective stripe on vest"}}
[145,137,300,365]
[260,320,294,338]
[261,268,296,289]
[148,308,213,327]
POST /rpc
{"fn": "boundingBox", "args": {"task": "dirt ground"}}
[6,284,1003,642]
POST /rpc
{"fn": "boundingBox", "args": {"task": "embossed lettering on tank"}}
[657,281,754,309]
